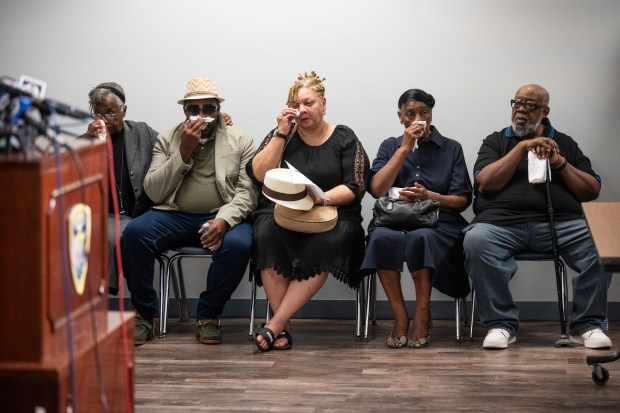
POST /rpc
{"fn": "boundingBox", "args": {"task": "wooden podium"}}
[0,140,134,412]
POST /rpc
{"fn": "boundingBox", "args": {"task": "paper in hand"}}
[285,161,329,200]
[528,151,551,184]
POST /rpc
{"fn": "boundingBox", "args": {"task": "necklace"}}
[299,121,327,145]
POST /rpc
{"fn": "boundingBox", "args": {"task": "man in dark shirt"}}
[83,82,159,295]
[463,84,611,349]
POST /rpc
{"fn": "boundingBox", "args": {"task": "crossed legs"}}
[255,268,329,350]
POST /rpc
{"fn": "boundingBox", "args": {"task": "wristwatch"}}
[273,129,288,139]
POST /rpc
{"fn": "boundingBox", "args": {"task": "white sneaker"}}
[570,328,612,349]
[483,328,516,349]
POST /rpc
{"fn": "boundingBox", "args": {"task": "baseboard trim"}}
[109,298,620,322]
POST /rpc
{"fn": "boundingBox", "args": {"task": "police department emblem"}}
[68,204,91,295]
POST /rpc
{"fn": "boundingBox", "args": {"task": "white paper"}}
[285,161,329,200]
[528,152,551,184]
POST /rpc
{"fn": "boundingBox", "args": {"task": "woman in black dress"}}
[361,89,472,348]
[247,71,369,352]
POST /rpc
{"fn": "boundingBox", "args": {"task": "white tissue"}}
[388,187,402,198]
[98,119,106,142]
[410,120,426,152]
[528,151,551,184]
[189,115,215,130]
[189,115,215,122]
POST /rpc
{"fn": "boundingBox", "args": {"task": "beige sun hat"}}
[262,168,314,211]
[177,77,225,104]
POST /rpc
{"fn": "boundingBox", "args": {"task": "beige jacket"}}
[144,116,258,227]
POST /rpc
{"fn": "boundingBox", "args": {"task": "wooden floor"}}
[134,318,620,412]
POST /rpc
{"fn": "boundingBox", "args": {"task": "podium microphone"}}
[44,99,91,120]
[0,82,91,120]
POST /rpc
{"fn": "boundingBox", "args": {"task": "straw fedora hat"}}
[177,77,225,104]
[262,168,314,211]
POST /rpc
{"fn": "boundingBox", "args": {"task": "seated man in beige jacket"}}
[122,77,258,346]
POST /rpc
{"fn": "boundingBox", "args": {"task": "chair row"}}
[153,247,569,344]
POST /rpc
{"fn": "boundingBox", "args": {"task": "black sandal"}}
[253,325,275,352]
[273,329,293,351]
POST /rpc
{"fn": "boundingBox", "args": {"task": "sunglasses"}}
[184,104,219,116]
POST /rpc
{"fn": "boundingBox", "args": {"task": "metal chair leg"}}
[455,298,461,341]
[370,273,377,326]
[249,275,257,337]
[469,290,476,340]
[363,274,374,341]
[355,287,361,340]
[157,255,169,338]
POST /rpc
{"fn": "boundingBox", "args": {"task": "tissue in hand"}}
[189,115,215,122]
[98,119,107,142]
[189,115,215,130]
[411,120,427,152]
[528,151,550,184]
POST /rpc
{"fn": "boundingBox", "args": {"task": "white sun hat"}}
[262,168,314,211]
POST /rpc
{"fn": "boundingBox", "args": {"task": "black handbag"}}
[373,197,440,231]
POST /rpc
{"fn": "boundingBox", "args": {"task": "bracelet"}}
[322,199,329,206]
[553,157,568,172]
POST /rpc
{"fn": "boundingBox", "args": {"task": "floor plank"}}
[134,319,620,412]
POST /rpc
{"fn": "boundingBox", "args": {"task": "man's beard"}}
[512,119,540,137]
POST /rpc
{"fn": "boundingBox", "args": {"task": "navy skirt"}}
[361,213,471,298]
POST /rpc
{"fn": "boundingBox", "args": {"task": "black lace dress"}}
[247,125,370,288]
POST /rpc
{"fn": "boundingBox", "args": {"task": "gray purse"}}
[373,197,440,231]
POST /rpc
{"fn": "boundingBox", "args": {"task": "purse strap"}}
[278,122,298,167]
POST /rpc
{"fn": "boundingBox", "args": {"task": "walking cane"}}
[545,158,572,346]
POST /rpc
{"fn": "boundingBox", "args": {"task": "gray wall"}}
[3,0,620,317]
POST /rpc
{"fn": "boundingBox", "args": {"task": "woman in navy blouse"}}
[361,89,472,348]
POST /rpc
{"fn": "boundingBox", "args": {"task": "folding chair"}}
[157,246,265,338]
[468,251,570,346]
[357,272,469,342]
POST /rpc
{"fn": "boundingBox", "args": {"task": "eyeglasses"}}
[92,112,119,120]
[510,99,546,112]
[184,104,219,117]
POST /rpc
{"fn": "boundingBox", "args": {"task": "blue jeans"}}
[121,210,253,321]
[463,220,610,336]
